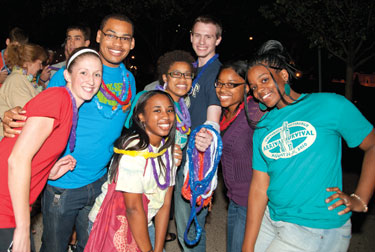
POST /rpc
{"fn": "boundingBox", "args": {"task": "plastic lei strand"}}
[113,147,166,159]
[181,125,223,246]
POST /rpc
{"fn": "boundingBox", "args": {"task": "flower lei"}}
[181,124,222,246]
[99,64,132,112]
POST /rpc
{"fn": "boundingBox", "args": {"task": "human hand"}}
[2,106,26,138]
[0,70,8,83]
[173,144,182,167]
[12,226,30,252]
[195,128,213,152]
[325,187,367,215]
[39,65,51,86]
[49,155,76,180]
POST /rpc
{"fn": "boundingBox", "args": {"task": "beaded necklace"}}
[220,96,252,131]
[182,125,223,246]
[64,87,78,152]
[156,84,191,134]
[99,64,132,112]
[147,140,171,190]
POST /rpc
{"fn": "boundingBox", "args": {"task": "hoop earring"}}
[259,102,267,111]
[284,83,291,96]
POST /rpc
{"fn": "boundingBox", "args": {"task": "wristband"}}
[350,193,368,213]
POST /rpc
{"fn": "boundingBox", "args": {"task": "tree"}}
[260,0,375,100]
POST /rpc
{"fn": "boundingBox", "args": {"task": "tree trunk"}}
[345,63,354,101]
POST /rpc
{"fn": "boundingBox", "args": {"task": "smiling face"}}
[215,67,248,112]
[138,94,175,146]
[162,61,193,102]
[64,55,102,107]
[96,18,135,68]
[24,59,43,76]
[247,65,289,109]
[190,22,221,64]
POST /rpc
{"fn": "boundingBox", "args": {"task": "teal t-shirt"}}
[47,63,136,188]
[174,101,189,150]
[253,93,373,229]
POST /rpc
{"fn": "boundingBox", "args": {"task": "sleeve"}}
[252,130,268,172]
[116,154,147,193]
[205,72,220,107]
[334,95,373,148]
[47,67,67,88]
[5,75,38,109]
[24,88,70,122]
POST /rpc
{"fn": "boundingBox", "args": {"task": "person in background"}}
[0,27,29,86]
[242,40,375,252]
[0,43,47,138]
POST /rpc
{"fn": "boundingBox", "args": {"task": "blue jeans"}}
[255,207,352,252]
[40,174,106,252]
[174,166,208,252]
[227,200,247,252]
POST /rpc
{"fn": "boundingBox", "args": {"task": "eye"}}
[153,109,161,113]
[168,108,175,113]
[261,77,269,84]
[80,71,87,75]
[250,85,257,91]
[95,72,102,78]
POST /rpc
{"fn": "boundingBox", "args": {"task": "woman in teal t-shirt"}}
[242,40,375,252]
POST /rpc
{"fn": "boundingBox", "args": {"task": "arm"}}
[242,170,270,252]
[124,192,153,252]
[0,69,8,83]
[326,129,375,214]
[37,65,51,88]
[206,104,221,124]
[153,186,173,252]
[8,116,54,252]
[2,106,27,137]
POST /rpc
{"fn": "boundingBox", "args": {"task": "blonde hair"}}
[6,43,47,69]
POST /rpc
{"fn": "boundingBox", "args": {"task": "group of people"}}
[0,12,374,252]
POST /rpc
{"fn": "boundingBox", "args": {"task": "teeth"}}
[109,49,121,54]
[220,95,231,99]
[159,124,170,130]
[262,93,271,99]
[82,87,94,92]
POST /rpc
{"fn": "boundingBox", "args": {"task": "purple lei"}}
[156,84,191,133]
[99,64,129,102]
[148,141,171,190]
[64,87,78,152]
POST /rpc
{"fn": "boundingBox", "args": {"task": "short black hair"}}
[8,27,29,44]
[100,14,134,35]
[66,25,91,41]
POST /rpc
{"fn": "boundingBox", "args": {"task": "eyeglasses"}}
[101,30,133,43]
[168,71,194,79]
[214,81,246,89]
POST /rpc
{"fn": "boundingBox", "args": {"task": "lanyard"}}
[192,54,219,88]
[1,49,11,73]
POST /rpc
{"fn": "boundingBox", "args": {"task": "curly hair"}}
[157,50,195,85]
[6,43,47,69]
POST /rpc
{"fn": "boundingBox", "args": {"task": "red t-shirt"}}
[0,87,73,228]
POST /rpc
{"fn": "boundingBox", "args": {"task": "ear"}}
[96,30,102,43]
[280,69,289,82]
[162,74,168,83]
[138,113,145,123]
[130,37,135,50]
[84,40,90,47]
[245,84,250,94]
[63,69,71,83]
[5,38,10,46]
[215,36,222,46]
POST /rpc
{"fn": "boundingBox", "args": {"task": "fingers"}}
[174,145,182,166]
[326,187,351,215]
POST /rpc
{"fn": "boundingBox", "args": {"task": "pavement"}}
[32,171,375,252]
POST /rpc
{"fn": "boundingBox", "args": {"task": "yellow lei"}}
[113,147,167,159]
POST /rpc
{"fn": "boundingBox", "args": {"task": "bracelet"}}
[350,193,368,213]
[39,77,48,82]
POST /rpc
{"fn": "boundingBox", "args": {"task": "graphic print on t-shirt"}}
[262,121,316,159]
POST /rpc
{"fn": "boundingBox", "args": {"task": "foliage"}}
[260,0,375,99]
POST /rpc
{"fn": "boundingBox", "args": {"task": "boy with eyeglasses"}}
[174,15,223,252]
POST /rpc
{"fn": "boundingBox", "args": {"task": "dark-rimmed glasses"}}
[168,71,194,79]
[101,30,133,43]
[214,81,246,89]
